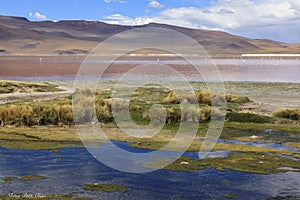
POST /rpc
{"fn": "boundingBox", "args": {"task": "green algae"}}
[83,183,128,193]
[20,175,46,181]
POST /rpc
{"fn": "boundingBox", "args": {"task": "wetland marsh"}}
[0,57,299,199]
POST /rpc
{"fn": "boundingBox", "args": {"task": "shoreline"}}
[2,54,300,59]
[1,77,300,84]
[0,122,299,150]
[0,123,299,175]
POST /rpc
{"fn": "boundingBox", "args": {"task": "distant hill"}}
[0,15,299,56]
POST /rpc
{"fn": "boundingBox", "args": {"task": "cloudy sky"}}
[1,0,300,43]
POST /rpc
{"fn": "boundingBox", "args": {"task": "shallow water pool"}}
[0,142,299,199]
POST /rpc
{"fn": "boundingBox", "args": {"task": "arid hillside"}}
[0,15,300,56]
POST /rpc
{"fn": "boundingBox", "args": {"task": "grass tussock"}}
[163,91,179,104]
[0,101,73,126]
[273,108,300,120]
[143,105,224,123]
[163,90,250,106]
[0,88,113,126]
[0,86,257,128]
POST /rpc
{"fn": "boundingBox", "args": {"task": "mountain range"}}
[0,15,299,56]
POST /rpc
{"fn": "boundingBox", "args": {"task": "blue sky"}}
[1,0,300,43]
[0,0,210,21]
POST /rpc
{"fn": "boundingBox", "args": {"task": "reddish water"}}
[0,56,299,83]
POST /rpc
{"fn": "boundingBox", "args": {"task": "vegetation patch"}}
[225,193,237,199]
[129,139,299,158]
[0,86,252,126]
[273,108,300,120]
[83,183,128,193]
[0,126,81,150]
[0,123,298,157]
[0,98,74,126]
[226,112,275,123]
[20,175,45,181]
[0,80,63,94]
[0,126,80,142]
[0,140,78,150]
[2,176,18,182]
[225,122,300,132]
[144,152,300,174]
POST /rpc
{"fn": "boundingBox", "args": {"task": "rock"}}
[137,142,142,145]
[265,129,273,134]
[249,135,258,139]
[180,162,189,165]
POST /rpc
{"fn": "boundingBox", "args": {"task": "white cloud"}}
[148,0,164,9]
[104,0,300,42]
[287,0,300,11]
[105,14,153,26]
[29,11,47,20]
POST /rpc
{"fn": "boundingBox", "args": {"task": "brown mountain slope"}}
[0,15,299,56]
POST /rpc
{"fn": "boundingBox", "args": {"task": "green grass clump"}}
[273,108,300,120]
[225,193,237,199]
[83,183,128,193]
[20,175,45,181]
[226,112,274,123]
